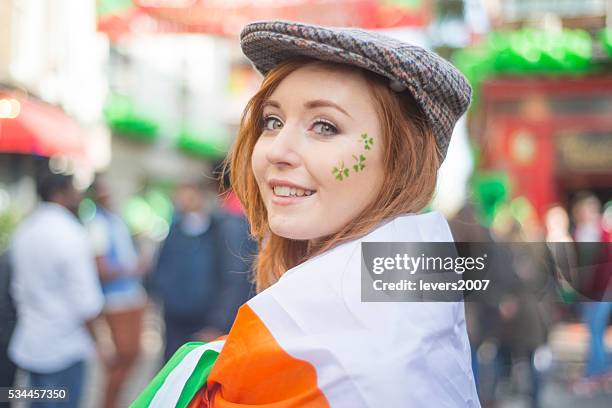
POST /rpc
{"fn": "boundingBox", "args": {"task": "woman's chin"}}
[271,227,312,241]
[269,219,320,241]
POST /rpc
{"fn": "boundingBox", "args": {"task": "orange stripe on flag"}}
[207,304,330,407]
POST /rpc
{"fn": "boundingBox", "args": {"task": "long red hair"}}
[226,58,440,292]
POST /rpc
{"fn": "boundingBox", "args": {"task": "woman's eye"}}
[312,120,338,136]
[262,116,283,131]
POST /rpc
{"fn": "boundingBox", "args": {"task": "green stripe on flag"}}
[175,349,220,408]
[130,342,207,408]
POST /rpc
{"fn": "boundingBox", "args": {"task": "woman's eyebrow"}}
[262,100,281,109]
[262,99,352,118]
[304,99,352,118]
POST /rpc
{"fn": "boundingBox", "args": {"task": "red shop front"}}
[474,75,612,219]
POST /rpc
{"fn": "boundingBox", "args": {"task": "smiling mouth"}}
[272,185,316,197]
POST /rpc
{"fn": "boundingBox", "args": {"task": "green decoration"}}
[176,125,230,160]
[103,94,159,142]
[360,133,374,150]
[601,29,612,59]
[470,172,511,227]
[332,162,350,181]
[453,28,596,110]
[352,154,366,172]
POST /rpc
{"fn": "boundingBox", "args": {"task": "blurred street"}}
[1,0,611,407]
[497,323,612,408]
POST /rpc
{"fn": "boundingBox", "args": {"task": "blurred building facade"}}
[457,0,612,223]
[0,0,111,250]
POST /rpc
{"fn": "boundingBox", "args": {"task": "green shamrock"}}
[360,133,374,150]
[352,154,366,172]
[332,161,350,181]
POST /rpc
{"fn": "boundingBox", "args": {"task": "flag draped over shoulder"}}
[131,341,223,408]
[133,212,481,408]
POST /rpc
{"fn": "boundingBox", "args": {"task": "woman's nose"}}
[265,126,302,168]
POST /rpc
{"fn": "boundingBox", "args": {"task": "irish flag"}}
[132,212,480,407]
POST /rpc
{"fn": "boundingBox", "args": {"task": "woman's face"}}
[251,64,385,241]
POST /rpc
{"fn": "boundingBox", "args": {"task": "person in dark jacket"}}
[151,179,255,362]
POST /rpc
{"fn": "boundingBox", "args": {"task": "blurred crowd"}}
[450,192,612,408]
[0,169,256,408]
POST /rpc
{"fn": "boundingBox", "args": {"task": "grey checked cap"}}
[240,20,472,163]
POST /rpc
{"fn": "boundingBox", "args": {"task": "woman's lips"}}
[270,190,316,206]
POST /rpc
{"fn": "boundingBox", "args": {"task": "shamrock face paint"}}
[251,64,385,241]
[352,154,366,172]
[332,161,350,181]
[361,133,374,150]
[331,133,372,180]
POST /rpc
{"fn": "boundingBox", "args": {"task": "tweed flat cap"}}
[240,20,472,162]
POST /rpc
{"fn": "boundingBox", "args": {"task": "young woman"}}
[133,21,479,408]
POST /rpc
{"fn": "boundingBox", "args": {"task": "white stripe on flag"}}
[150,341,224,408]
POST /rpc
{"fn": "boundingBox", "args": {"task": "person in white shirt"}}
[9,173,104,408]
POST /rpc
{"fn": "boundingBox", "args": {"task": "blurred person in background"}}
[0,250,16,389]
[86,176,147,408]
[449,203,498,405]
[603,201,612,233]
[8,173,104,408]
[218,165,244,217]
[571,193,612,392]
[214,166,256,332]
[544,204,579,317]
[488,210,552,408]
[151,177,253,363]
[545,205,573,243]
